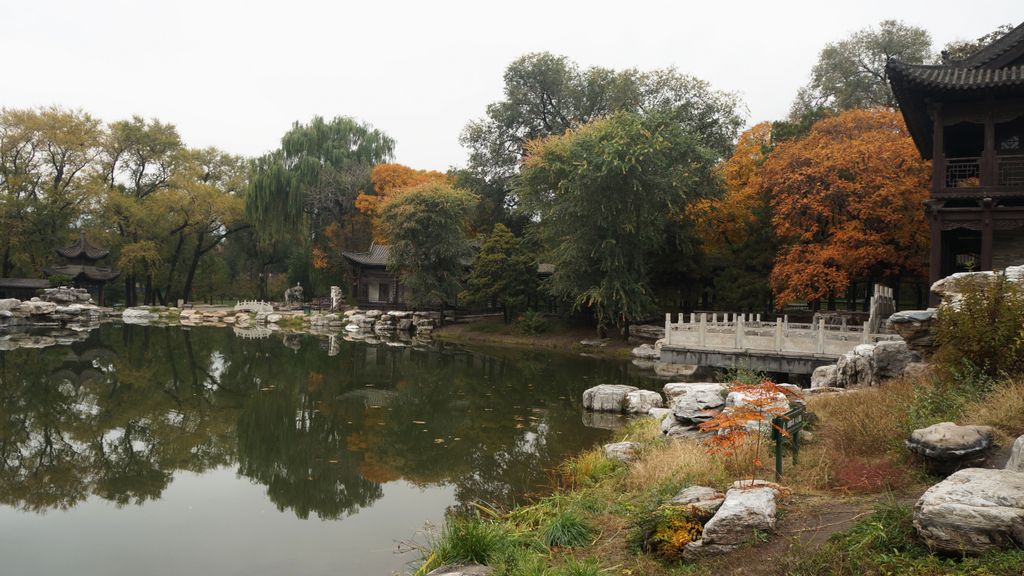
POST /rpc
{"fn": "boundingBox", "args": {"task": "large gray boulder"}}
[1007,435,1024,473]
[624,389,664,413]
[906,422,994,474]
[631,343,659,360]
[0,298,20,312]
[582,384,639,412]
[15,300,58,316]
[426,565,492,576]
[914,468,1024,555]
[887,309,938,351]
[700,486,778,546]
[873,340,914,380]
[810,364,837,388]
[835,344,876,387]
[665,383,726,423]
[931,271,996,309]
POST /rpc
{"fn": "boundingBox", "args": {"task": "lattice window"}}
[946,157,981,188]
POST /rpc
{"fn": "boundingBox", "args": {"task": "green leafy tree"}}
[517,112,718,337]
[792,20,932,116]
[460,224,537,323]
[460,53,742,228]
[941,23,1015,61]
[377,182,477,310]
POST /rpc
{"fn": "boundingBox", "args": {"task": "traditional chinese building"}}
[888,23,1024,303]
[44,233,120,305]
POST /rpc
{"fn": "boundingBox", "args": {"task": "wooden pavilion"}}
[888,22,1024,303]
[44,233,120,305]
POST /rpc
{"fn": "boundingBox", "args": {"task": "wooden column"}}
[931,104,945,191]
[984,107,996,186]
[927,202,943,306]
[981,197,994,271]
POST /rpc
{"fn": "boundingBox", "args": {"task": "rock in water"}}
[665,383,726,423]
[603,441,640,463]
[426,565,492,576]
[700,486,778,546]
[906,422,993,474]
[1007,435,1024,473]
[914,468,1024,555]
[624,389,663,413]
[582,384,638,412]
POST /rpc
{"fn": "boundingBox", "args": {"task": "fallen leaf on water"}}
[412,420,426,424]
[434,438,445,444]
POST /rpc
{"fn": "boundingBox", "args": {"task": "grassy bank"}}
[412,369,1024,576]
[435,316,635,360]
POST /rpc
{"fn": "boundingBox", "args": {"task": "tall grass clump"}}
[419,515,521,573]
[541,511,596,548]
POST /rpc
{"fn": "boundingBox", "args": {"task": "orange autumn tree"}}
[355,163,450,240]
[762,108,930,307]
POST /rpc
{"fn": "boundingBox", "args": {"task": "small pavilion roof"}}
[56,232,111,260]
[44,264,120,282]
[341,243,391,267]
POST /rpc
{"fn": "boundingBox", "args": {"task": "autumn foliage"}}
[761,108,930,307]
[356,163,450,240]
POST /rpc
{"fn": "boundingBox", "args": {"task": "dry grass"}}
[806,377,917,459]
[963,378,1024,441]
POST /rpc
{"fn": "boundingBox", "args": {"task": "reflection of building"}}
[44,233,120,305]
[888,23,1024,303]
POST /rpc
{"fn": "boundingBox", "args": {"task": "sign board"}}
[771,403,807,482]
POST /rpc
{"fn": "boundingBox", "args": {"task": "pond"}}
[0,324,660,575]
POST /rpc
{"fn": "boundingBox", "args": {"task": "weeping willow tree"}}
[246,116,395,294]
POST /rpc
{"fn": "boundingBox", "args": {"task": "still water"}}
[0,324,659,575]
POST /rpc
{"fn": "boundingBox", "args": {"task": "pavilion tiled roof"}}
[56,232,111,260]
[887,62,1024,91]
[341,243,391,267]
[43,264,120,282]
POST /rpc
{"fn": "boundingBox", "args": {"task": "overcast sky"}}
[2,0,1019,170]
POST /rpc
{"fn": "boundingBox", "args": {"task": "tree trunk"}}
[182,240,204,304]
[163,231,186,304]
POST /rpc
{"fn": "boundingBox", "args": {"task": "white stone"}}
[582,384,638,412]
[425,565,492,576]
[624,389,663,413]
[914,468,1024,554]
[700,487,778,546]
[725,389,789,413]
[265,313,283,323]
[835,344,876,387]
[873,340,913,380]
[603,441,640,463]
[670,485,725,514]
[665,383,726,423]
[631,343,659,360]
[648,407,673,420]
[0,299,20,312]
[906,422,994,461]
[122,307,158,324]
[810,364,838,388]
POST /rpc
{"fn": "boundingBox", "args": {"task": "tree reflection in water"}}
[0,325,655,519]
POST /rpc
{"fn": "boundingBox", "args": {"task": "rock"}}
[1005,435,1024,472]
[582,384,638,412]
[579,338,609,347]
[887,309,938,351]
[0,298,21,312]
[631,343,659,360]
[811,365,837,388]
[902,362,931,379]
[425,564,492,576]
[725,389,789,413]
[628,324,664,343]
[122,307,158,324]
[661,416,708,440]
[15,300,58,315]
[700,487,778,546]
[913,468,1024,555]
[873,340,913,380]
[906,422,994,475]
[648,407,673,420]
[670,486,725,514]
[666,383,726,424]
[729,479,787,495]
[654,362,697,378]
[624,389,663,413]
[266,313,283,323]
[603,441,640,463]
[807,386,848,396]
[682,540,738,559]
[365,309,383,319]
[932,271,996,309]
[835,344,876,387]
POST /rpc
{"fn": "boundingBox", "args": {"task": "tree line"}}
[0,20,1011,329]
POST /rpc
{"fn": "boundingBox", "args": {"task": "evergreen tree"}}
[461,224,537,323]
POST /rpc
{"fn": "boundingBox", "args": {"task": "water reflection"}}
[0,325,656,523]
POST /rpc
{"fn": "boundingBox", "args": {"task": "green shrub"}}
[515,310,549,335]
[908,361,995,428]
[541,511,595,548]
[936,274,1024,378]
[422,516,514,570]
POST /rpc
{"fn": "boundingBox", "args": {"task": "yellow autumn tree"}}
[355,163,450,240]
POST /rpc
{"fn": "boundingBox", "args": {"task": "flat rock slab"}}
[426,565,492,576]
[701,486,778,546]
[906,422,993,472]
[914,467,1024,555]
[582,384,638,412]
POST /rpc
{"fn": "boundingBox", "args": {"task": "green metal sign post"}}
[771,404,806,483]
